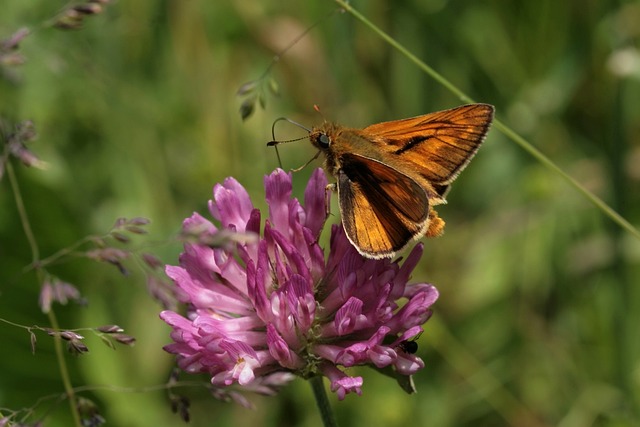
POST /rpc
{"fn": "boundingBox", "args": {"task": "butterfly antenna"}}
[268,117,311,169]
[270,117,311,140]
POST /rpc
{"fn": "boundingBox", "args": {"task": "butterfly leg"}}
[290,150,322,173]
[324,183,336,218]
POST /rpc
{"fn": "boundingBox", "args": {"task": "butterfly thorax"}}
[309,122,385,176]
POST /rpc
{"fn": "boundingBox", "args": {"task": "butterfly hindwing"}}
[337,153,430,258]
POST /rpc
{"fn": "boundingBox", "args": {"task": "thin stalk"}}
[47,309,82,427]
[6,161,82,427]
[6,161,39,263]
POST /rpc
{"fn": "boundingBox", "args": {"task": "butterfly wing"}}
[362,103,494,186]
[337,152,430,258]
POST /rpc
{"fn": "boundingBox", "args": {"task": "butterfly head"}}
[309,122,339,151]
[309,123,347,175]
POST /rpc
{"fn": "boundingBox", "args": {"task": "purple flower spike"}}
[160,168,439,401]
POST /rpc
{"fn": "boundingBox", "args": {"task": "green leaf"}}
[239,97,256,121]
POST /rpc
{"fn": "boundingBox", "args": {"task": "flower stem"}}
[333,0,640,241]
[310,376,338,427]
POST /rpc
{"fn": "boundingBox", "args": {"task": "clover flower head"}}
[160,168,439,400]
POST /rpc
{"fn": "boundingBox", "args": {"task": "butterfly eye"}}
[318,134,331,148]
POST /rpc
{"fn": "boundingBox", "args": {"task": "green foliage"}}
[1,0,639,426]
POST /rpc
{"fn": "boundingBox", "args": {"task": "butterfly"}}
[272,103,494,259]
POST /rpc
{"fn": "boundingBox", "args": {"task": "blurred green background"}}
[1,1,639,426]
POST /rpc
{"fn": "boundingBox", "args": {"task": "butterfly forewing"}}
[338,153,429,257]
[362,103,494,185]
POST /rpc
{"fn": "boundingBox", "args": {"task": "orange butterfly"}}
[273,103,494,259]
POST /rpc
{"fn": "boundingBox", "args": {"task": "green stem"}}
[310,376,338,427]
[333,0,473,104]
[23,234,95,273]
[48,309,82,427]
[6,161,40,263]
[6,161,82,427]
[493,121,640,240]
[333,0,640,241]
